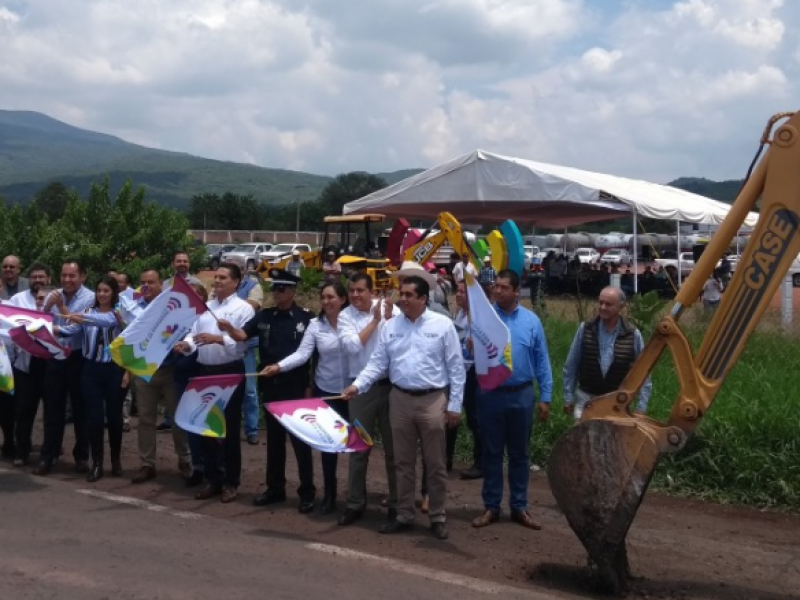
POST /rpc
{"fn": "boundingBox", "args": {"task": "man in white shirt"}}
[336,273,399,526]
[4,263,50,465]
[451,253,477,283]
[344,275,465,540]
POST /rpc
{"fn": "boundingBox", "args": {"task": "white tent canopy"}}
[343,150,759,229]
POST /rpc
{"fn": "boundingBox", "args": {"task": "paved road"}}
[0,468,562,600]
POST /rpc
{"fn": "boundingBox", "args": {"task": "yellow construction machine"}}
[547,111,800,593]
[400,211,480,269]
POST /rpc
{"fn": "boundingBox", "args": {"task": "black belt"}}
[376,378,391,386]
[198,361,243,375]
[495,381,532,393]
[392,384,444,397]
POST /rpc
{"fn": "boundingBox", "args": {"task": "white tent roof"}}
[343,150,759,228]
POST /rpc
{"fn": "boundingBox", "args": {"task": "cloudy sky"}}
[1,0,798,182]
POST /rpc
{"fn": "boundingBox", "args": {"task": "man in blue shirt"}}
[34,260,95,476]
[472,270,553,530]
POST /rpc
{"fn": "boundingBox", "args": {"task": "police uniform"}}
[243,269,315,508]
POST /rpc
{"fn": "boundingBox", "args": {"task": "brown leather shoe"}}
[420,495,430,514]
[195,484,222,500]
[472,510,499,528]
[131,466,156,484]
[178,461,193,480]
[220,486,238,504]
[512,510,542,530]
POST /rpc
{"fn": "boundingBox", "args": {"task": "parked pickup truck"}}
[654,252,695,273]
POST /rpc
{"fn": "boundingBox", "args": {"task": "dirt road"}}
[9,421,799,600]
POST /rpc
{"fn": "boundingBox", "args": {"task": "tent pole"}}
[676,219,682,287]
[632,208,638,294]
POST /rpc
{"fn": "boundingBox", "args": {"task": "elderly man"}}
[344,275,465,540]
[563,286,651,420]
[1,255,29,300]
[472,270,553,531]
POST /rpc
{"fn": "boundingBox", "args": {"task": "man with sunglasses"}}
[226,269,316,512]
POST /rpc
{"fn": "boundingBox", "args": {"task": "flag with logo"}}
[0,305,70,360]
[464,271,513,391]
[174,374,243,438]
[0,343,13,394]
[109,276,207,381]
[266,398,372,453]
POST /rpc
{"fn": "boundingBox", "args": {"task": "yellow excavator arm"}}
[403,212,479,269]
[547,111,800,593]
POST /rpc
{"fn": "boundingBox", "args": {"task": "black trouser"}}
[82,360,125,466]
[315,384,348,496]
[41,353,87,465]
[13,359,47,460]
[195,360,245,488]
[262,380,315,501]
[462,366,482,467]
[0,391,15,457]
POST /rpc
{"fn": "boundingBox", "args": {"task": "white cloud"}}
[0,0,798,186]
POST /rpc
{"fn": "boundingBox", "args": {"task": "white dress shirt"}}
[352,309,466,412]
[338,299,400,379]
[182,294,254,365]
[278,316,349,394]
[452,261,477,283]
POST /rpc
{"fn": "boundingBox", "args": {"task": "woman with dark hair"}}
[173,263,255,503]
[260,282,350,515]
[65,275,124,481]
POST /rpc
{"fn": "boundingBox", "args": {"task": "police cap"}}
[269,268,301,287]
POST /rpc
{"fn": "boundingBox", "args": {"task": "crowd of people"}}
[0,250,650,541]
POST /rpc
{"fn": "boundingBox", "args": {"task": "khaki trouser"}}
[346,382,397,511]
[133,366,190,468]
[389,387,448,525]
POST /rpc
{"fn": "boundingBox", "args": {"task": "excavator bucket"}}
[547,418,660,593]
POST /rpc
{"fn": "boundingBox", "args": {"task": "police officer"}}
[226,269,316,512]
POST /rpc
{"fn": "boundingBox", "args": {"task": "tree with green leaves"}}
[317,172,388,216]
[0,178,202,284]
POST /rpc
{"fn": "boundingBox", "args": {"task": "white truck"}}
[654,252,695,273]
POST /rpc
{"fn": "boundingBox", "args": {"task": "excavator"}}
[547,110,800,594]
[387,211,480,269]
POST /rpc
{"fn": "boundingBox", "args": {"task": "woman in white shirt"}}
[260,282,349,515]
[175,263,255,504]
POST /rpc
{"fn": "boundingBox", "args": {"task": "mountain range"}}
[0,110,743,209]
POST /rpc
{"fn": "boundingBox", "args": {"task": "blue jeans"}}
[242,347,259,436]
[477,386,534,513]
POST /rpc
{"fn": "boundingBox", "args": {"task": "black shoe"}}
[337,508,364,526]
[320,493,336,515]
[86,465,103,483]
[431,522,449,540]
[33,461,52,476]
[184,470,204,488]
[298,499,315,514]
[156,421,172,432]
[378,520,413,534]
[460,466,483,480]
[75,460,89,474]
[253,489,286,507]
[387,508,398,521]
[446,460,453,473]
[111,461,123,477]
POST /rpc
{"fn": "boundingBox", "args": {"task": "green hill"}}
[0,110,331,208]
[667,177,743,203]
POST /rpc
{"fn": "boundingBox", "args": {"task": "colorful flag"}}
[0,343,13,394]
[0,304,53,334]
[9,325,71,360]
[174,374,243,438]
[464,271,513,391]
[109,276,206,381]
[132,285,147,301]
[266,398,372,453]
